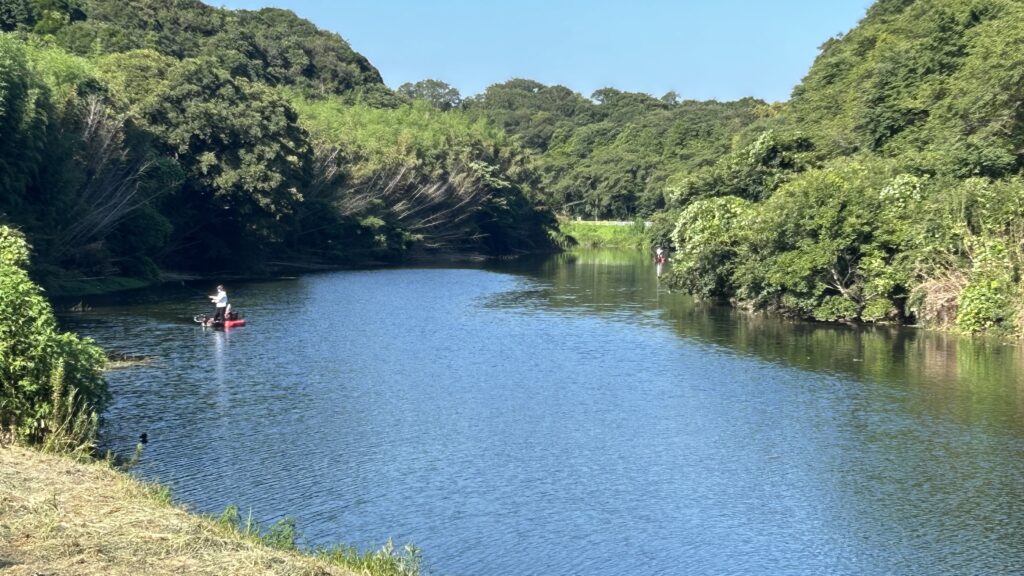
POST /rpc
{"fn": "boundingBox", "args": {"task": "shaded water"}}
[68,250,1024,575]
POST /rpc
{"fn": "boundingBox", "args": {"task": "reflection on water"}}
[495,251,1024,436]
[66,250,1024,576]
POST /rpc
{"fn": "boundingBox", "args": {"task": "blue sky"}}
[215,0,873,102]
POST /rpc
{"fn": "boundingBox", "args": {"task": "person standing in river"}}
[209,285,228,323]
[655,247,667,276]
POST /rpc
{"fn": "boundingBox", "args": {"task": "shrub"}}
[669,195,751,298]
[956,238,1017,332]
[0,226,107,444]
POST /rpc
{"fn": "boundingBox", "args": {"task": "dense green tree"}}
[0,0,33,31]
[56,0,383,95]
[10,0,1024,338]
[0,35,177,282]
[667,129,814,204]
[537,98,764,217]
[464,79,599,151]
[0,34,43,215]
[0,0,84,33]
[466,77,764,218]
[137,57,311,268]
[220,7,382,94]
[397,79,461,111]
[669,195,752,298]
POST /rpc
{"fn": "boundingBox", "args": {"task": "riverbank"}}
[0,446,417,576]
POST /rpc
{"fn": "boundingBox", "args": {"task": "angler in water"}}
[209,285,228,323]
[655,247,667,276]
[195,285,246,328]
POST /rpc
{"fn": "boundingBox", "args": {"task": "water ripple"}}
[67,255,1024,576]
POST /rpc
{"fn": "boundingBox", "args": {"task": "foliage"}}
[216,505,295,548]
[464,78,599,151]
[136,57,311,268]
[0,226,107,443]
[667,129,814,204]
[731,160,902,320]
[397,78,460,110]
[784,0,1023,172]
[293,97,556,256]
[655,0,1024,334]
[0,34,179,282]
[668,159,924,320]
[319,540,424,576]
[466,79,764,218]
[669,195,753,299]
[56,0,383,96]
[955,237,1017,332]
[4,12,557,282]
[40,359,99,459]
[0,0,84,34]
[8,0,1024,338]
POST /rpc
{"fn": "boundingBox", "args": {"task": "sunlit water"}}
[66,250,1024,576]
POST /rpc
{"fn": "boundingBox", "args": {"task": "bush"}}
[669,195,751,298]
[956,238,1017,333]
[0,226,107,445]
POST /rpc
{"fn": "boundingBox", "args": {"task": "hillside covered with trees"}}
[661,0,1024,334]
[0,0,557,293]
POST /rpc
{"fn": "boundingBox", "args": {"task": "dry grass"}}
[910,268,969,328]
[0,445,357,576]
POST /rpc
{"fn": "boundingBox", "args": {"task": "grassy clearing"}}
[559,219,650,249]
[0,445,418,576]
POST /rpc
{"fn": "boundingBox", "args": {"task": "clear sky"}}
[214,0,874,103]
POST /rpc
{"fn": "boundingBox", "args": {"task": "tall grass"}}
[216,505,423,576]
[559,218,650,249]
[319,540,424,576]
[40,361,99,461]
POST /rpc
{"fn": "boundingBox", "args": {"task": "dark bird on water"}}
[139,432,148,444]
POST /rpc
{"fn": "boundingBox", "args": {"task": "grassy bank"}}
[0,446,420,576]
[560,219,650,249]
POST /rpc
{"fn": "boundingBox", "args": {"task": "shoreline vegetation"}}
[0,445,422,576]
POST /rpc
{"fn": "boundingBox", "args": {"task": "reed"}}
[39,362,99,461]
[216,504,422,575]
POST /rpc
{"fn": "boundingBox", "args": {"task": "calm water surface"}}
[68,250,1024,576]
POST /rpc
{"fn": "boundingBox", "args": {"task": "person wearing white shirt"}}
[209,285,228,322]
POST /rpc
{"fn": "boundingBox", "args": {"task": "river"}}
[67,249,1024,576]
